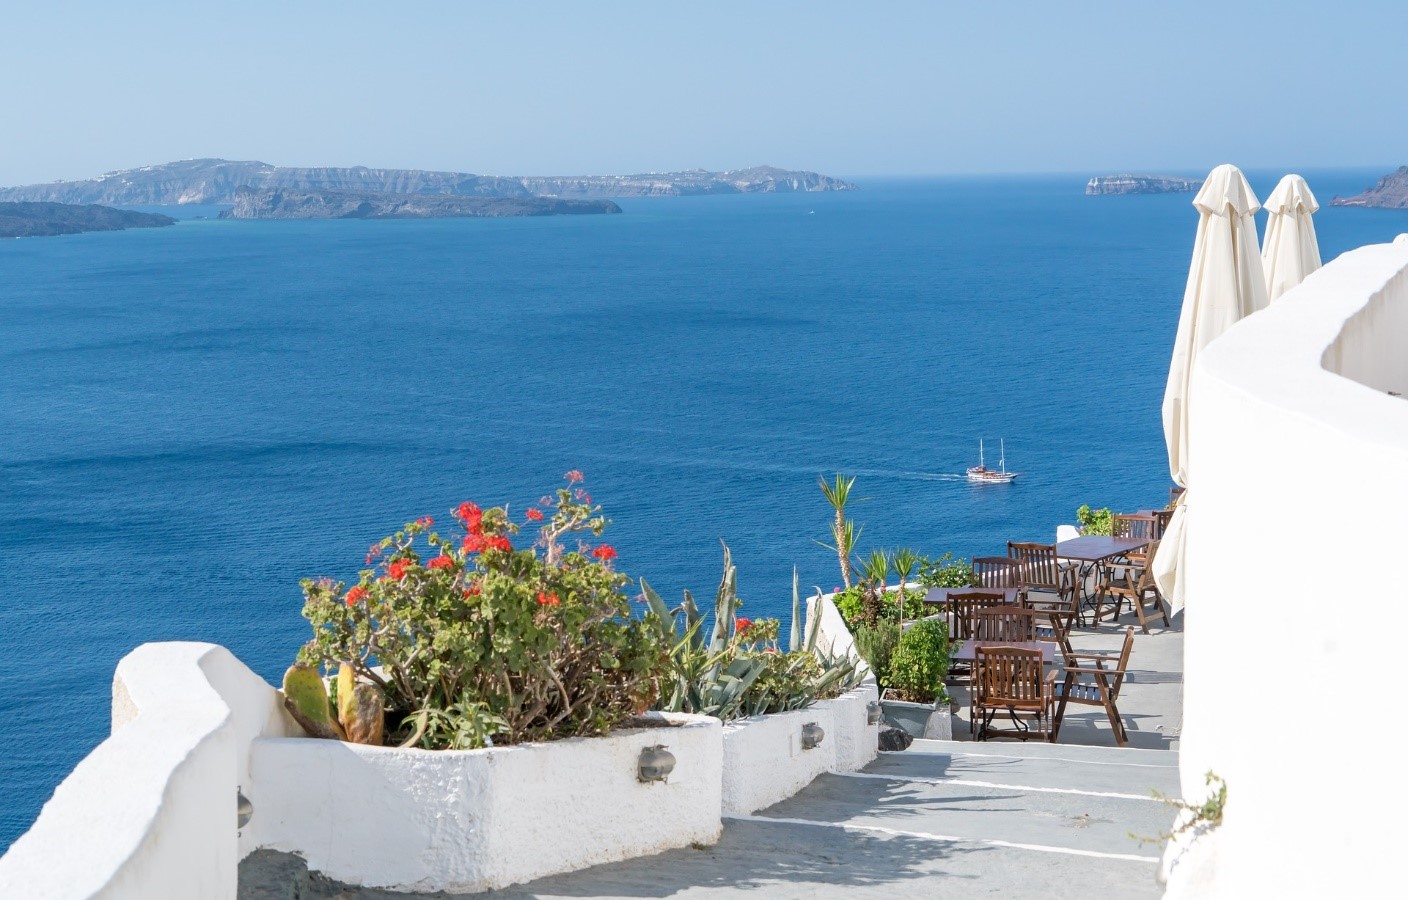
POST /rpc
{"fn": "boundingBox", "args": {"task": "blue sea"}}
[3,170,1405,849]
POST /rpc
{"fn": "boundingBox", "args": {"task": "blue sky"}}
[3,0,1400,184]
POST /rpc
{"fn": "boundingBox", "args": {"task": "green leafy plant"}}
[296,472,668,749]
[645,546,861,721]
[833,584,925,630]
[1133,771,1228,846]
[1077,505,1113,536]
[916,552,974,588]
[853,621,901,687]
[886,618,951,704]
[818,474,861,588]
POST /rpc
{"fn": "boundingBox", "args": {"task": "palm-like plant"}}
[891,547,921,631]
[818,474,860,588]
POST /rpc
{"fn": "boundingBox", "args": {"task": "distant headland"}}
[0,159,857,209]
[0,201,175,238]
[1085,174,1203,196]
[1330,166,1408,208]
[220,188,621,220]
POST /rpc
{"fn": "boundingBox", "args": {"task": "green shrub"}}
[834,584,926,630]
[1077,505,1113,535]
[917,553,974,588]
[297,473,668,749]
[886,618,951,704]
[853,621,901,688]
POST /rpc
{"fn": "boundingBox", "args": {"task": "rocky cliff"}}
[218,188,621,220]
[1085,174,1203,196]
[0,160,855,206]
[1330,167,1408,208]
[0,202,175,238]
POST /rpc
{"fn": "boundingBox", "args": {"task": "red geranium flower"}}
[735,617,753,637]
[455,502,484,534]
[537,590,561,607]
[485,535,512,553]
[386,559,411,580]
[415,516,434,529]
[525,507,543,522]
[565,470,584,484]
[427,555,454,570]
[591,545,617,561]
[345,585,369,607]
[462,533,486,553]
[463,584,481,598]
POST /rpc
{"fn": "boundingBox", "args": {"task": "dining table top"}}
[1053,535,1150,562]
[952,640,1056,665]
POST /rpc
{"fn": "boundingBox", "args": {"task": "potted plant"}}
[256,473,722,894]
[878,618,953,739]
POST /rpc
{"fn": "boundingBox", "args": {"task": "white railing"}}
[0,643,295,899]
[1165,238,1408,896]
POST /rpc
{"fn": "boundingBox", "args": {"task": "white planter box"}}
[249,712,721,894]
[881,696,953,740]
[720,706,836,815]
[812,679,880,773]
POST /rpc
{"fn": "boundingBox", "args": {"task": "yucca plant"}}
[818,474,861,588]
[891,547,921,631]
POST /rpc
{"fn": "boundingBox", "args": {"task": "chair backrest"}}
[975,646,1045,706]
[1133,540,1161,591]
[971,556,1021,589]
[1152,509,1174,538]
[1169,485,1185,506]
[1007,542,1063,592]
[972,605,1038,642]
[1112,513,1157,541]
[934,590,1011,640]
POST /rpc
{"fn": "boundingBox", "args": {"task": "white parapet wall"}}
[250,712,722,893]
[1164,238,1408,896]
[0,642,297,900]
[721,706,837,815]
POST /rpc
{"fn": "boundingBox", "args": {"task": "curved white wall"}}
[1165,239,1408,896]
[0,643,295,900]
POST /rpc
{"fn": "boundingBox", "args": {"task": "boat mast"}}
[1000,439,1006,474]
[979,439,985,469]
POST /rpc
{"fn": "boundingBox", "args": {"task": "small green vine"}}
[1131,770,1227,846]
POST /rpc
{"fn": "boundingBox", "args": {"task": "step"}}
[875,740,1180,797]
[755,772,1170,860]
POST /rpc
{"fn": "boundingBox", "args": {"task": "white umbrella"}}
[1261,174,1321,301]
[1153,164,1269,612]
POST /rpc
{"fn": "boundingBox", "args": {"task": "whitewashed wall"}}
[1165,239,1408,896]
[0,643,296,900]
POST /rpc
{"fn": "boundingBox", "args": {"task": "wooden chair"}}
[1095,539,1169,633]
[1111,513,1157,542]
[1023,588,1080,662]
[972,646,1057,742]
[1053,626,1136,746]
[1151,508,1174,539]
[971,605,1038,642]
[925,590,1012,642]
[1169,485,1185,506]
[971,556,1022,590]
[1006,542,1076,609]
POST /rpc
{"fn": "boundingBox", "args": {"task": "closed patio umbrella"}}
[1261,174,1321,301]
[1154,164,1269,612]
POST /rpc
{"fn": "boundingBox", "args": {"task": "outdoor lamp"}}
[237,789,254,829]
[801,722,825,750]
[866,701,882,725]
[637,744,676,782]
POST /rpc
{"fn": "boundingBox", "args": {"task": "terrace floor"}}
[240,611,1184,899]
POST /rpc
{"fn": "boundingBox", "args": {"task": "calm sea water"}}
[3,170,1405,848]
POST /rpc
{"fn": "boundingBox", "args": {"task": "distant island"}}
[1085,174,1203,196]
[0,159,856,208]
[0,201,175,238]
[221,188,620,220]
[1330,167,1408,208]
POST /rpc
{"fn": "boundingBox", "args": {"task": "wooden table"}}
[952,640,1055,665]
[922,586,1022,606]
[1054,535,1151,623]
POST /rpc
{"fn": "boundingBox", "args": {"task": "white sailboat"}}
[966,439,1018,484]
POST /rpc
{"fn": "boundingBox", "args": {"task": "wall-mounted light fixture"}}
[866,701,882,725]
[801,722,825,750]
[237,789,254,830]
[638,744,676,782]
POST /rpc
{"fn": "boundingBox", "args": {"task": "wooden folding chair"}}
[971,605,1039,642]
[971,556,1022,590]
[1095,539,1169,633]
[1053,626,1136,746]
[1007,542,1076,608]
[972,645,1057,742]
